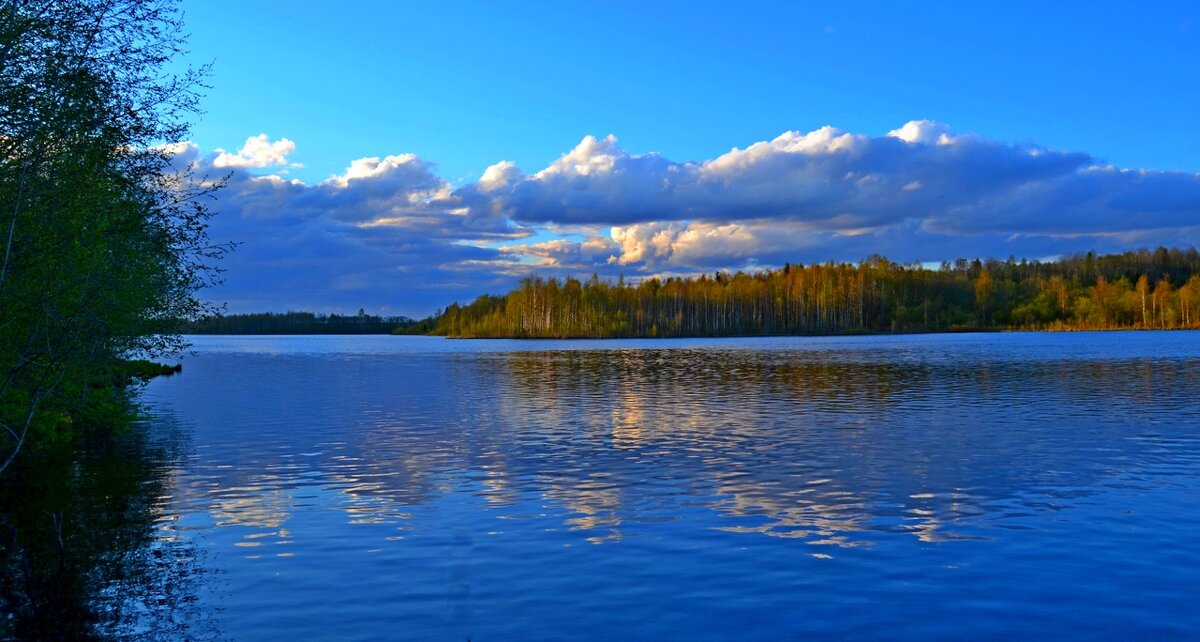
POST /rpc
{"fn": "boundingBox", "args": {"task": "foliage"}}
[190,310,416,334]
[0,0,226,474]
[428,247,1200,338]
[391,316,438,335]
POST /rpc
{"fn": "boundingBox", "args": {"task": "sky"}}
[172,1,1200,317]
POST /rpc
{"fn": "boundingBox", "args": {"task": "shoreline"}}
[432,326,1200,340]
[186,327,1200,339]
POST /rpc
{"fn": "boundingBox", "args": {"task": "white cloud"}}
[478,160,524,192]
[468,122,1067,227]
[535,135,623,178]
[465,121,1199,246]
[213,134,296,168]
[326,154,419,186]
[186,138,534,315]
[181,124,1200,314]
[886,120,955,145]
[608,223,683,265]
[607,220,841,268]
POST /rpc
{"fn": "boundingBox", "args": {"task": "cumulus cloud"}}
[497,235,618,268]
[164,140,532,316]
[468,123,1106,231]
[458,121,1199,270]
[172,122,1200,314]
[478,160,524,192]
[606,220,871,269]
[213,134,297,168]
[887,119,954,145]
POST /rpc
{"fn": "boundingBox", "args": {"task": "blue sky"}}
[174,1,1200,316]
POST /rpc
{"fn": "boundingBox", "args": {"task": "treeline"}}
[428,247,1200,338]
[191,311,416,334]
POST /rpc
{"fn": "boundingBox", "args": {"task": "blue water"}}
[139,332,1200,639]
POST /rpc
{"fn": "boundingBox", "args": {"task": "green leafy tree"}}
[1,0,226,474]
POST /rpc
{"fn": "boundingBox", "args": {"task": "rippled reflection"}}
[139,333,1200,639]
[0,420,214,640]
[482,348,1200,548]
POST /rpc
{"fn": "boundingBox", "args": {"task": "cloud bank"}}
[180,123,1200,315]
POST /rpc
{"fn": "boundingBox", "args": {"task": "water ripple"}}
[136,331,1200,639]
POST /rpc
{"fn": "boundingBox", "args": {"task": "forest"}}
[424,247,1200,338]
[191,311,416,334]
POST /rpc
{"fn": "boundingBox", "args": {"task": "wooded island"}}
[421,247,1200,338]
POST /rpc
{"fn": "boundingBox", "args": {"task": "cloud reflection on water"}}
[148,340,1200,557]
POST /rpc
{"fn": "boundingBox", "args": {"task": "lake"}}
[71,333,1200,638]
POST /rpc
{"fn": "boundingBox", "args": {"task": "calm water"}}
[128,332,1200,639]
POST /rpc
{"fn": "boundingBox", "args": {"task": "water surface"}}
[137,332,1200,639]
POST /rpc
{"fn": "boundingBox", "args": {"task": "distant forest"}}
[192,311,416,334]
[424,247,1200,338]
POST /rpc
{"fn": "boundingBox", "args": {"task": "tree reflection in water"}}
[0,420,213,640]
[489,348,1200,546]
